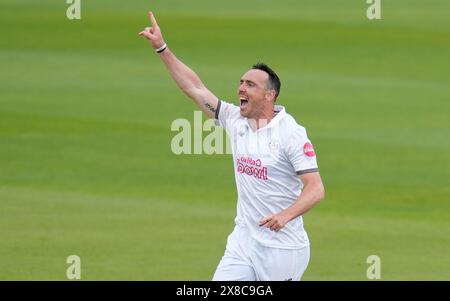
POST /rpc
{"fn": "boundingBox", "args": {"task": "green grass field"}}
[1,0,449,280]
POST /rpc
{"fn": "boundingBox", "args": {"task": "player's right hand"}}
[138,11,165,50]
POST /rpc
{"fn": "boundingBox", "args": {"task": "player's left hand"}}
[259,213,289,232]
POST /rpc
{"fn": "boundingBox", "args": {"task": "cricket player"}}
[139,11,325,281]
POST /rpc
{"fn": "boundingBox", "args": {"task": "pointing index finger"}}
[149,11,158,28]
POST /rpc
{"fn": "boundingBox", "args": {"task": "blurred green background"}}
[1,0,449,280]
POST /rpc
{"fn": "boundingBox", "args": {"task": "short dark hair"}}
[251,63,281,101]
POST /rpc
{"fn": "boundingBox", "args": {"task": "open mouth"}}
[240,98,248,108]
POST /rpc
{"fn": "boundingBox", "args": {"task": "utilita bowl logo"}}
[236,157,268,180]
[303,142,316,157]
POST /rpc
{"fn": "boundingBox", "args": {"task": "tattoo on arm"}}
[204,102,216,113]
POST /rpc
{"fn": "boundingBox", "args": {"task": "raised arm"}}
[139,11,219,119]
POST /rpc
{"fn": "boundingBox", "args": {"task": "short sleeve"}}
[216,100,241,134]
[284,126,319,175]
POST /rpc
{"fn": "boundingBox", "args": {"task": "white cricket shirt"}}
[216,100,319,249]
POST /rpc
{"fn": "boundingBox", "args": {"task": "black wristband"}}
[156,43,167,53]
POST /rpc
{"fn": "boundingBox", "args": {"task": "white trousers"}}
[213,225,310,281]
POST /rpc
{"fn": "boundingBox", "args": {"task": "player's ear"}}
[266,89,276,102]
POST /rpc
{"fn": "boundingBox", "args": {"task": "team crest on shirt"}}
[303,142,316,157]
[268,139,280,152]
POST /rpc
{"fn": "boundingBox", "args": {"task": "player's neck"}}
[249,109,276,131]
